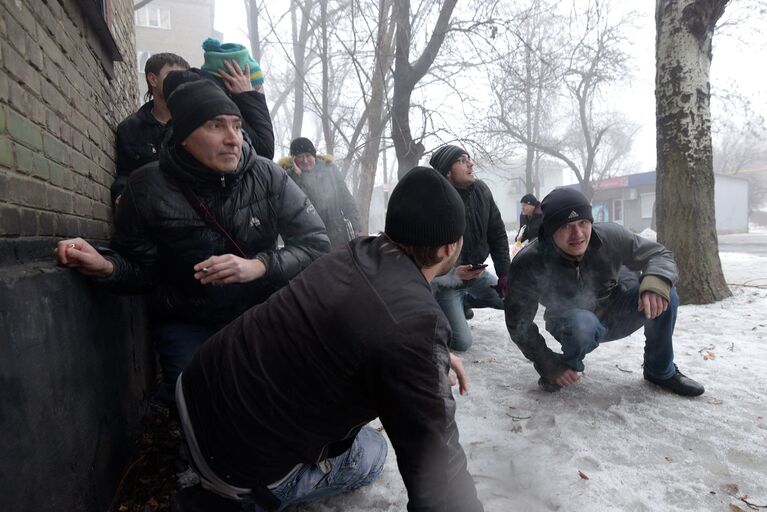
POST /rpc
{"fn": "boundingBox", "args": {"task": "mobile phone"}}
[469,263,488,270]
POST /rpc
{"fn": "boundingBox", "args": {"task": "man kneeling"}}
[505,188,704,397]
[174,167,484,511]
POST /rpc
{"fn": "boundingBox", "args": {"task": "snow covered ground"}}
[296,232,767,512]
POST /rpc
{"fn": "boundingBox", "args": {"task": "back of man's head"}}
[385,166,465,247]
[166,80,241,143]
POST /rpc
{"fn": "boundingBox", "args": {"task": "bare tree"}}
[244,0,262,61]
[391,0,459,178]
[485,0,635,199]
[655,0,730,304]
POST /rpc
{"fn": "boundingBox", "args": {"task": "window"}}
[135,5,171,29]
[612,198,623,224]
[136,51,152,74]
[640,193,655,219]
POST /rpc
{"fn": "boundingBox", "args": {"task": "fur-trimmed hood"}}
[278,154,334,173]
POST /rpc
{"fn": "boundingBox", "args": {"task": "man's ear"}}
[147,72,159,91]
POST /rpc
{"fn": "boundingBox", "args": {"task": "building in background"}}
[134,0,222,99]
[569,171,750,234]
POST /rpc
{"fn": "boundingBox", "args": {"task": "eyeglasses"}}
[456,156,472,165]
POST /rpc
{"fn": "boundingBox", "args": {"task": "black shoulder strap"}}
[177,183,247,258]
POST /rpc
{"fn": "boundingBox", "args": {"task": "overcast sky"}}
[213,0,766,174]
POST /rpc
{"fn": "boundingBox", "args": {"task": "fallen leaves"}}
[578,470,589,480]
[702,350,717,361]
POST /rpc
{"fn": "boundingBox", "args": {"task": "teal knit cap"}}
[200,38,265,86]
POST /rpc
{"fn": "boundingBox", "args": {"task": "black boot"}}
[537,377,561,392]
[463,303,474,320]
[644,365,704,397]
[171,485,240,512]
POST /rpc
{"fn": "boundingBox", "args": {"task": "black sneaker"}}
[463,304,474,320]
[644,365,704,397]
[537,377,561,392]
[171,485,240,512]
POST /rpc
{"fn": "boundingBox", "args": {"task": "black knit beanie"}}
[290,137,316,156]
[520,193,539,206]
[163,69,206,101]
[429,145,468,177]
[166,80,241,143]
[540,188,593,236]
[385,166,465,246]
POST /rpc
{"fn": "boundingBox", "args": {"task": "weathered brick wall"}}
[0,2,154,511]
[0,0,138,239]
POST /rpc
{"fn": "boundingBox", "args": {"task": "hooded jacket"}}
[517,208,543,243]
[182,235,483,512]
[111,88,275,202]
[99,133,330,327]
[279,155,362,248]
[504,222,677,380]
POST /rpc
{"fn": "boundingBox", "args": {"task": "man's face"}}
[293,153,316,174]
[149,64,187,101]
[552,219,592,257]
[446,154,475,189]
[181,115,243,174]
[521,203,536,216]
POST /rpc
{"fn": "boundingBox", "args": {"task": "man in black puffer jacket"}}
[56,81,329,402]
[428,145,510,351]
[173,166,483,512]
[504,188,704,396]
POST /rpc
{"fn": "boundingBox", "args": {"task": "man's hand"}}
[193,254,266,285]
[448,352,469,395]
[638,291,668,320]
[554,367,580,388]
[454,264,484,282]
[55,238,114,277]
[218,60,254,94]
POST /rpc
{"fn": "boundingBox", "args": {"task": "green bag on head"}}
[200,38,265,86]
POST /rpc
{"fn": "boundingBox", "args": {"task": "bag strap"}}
[178,183,247,258]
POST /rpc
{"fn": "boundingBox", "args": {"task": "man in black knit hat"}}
[172,166,484,512]
[515,193,543,243]
[428,144,510,351]
[55,80,329,403]
[504,187,704,396]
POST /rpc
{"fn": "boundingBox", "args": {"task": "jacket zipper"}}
[220,175,226,188]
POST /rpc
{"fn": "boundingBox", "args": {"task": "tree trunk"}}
[655,0,730,304]
[319,0,334,155]
[244,0,261,62]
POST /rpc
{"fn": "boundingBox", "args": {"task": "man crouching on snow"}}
[172,167,484,512]
[504,188,704,397]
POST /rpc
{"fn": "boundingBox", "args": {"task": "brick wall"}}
[0,0,138,240]
[0,3,154,511]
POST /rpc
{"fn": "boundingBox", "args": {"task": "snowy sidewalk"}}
[296,238,767,511]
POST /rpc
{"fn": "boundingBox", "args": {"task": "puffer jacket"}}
[182,235,483,512]
[99,133,330,327]
[279,155,362,248]
[111,88,275,202]
[456,180,510,277]
[504,222,677,379]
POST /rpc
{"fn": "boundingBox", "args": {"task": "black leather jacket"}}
[99,135,330,327]
[504,222,677,379]
[183,236,483,511]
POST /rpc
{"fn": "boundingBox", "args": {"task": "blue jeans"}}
[545,285,678,380]
[434,271,504,351]
[153,322,217,403]
[241,427,388,512]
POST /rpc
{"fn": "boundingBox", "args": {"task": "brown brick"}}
[18,206,37,235]
[0,137,12,168]
[37,209,56,235]
[47,186,74,214]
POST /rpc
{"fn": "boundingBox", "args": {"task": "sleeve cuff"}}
[639,275,671,301]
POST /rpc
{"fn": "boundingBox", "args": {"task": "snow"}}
[292,232,767,512]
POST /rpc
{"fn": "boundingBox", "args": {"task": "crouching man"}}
[174,167,484,511]
[504,187,704,397]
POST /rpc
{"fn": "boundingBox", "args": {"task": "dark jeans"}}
[153,322,217,403]
[545,285,678,380]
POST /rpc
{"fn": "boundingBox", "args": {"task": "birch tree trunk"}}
[655,0,731,304]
